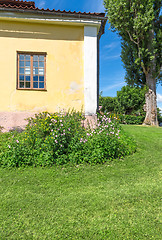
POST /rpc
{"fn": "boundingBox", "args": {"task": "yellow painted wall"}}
[0,20,84,113]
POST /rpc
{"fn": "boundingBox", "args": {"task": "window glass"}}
[39,68,44,75]
[33,82,38,88]
[20,82,24,88]
[19,68,24,74]
[33,61,38,68]
[33,76,38,81]
[19,75,24,81]
[19,61,24,67]
[25,67,30,75]
[25,55,30,61]
[39,82,44,89]
[39,76,44,82]
[33,55,39,61]
[39,56,44,61]
[26,76,30,81]
[25,82,30,88]
[19,55,24,61]
[18,53,46,90]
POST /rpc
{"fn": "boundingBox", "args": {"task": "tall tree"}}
[104,0,162,125]
[121,39,146,86]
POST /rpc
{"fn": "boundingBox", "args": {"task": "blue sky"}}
[34,0,162,111]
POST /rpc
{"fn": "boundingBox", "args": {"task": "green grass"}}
[0,125,161,239]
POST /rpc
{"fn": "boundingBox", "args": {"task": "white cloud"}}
[101,81,125,92]
[104,42,120,50]
[157,93,162,103]
[37,0,46,8]
[102,54,121,60]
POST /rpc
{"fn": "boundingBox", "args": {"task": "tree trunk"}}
[143,26,159,126]
[143,74,158,126]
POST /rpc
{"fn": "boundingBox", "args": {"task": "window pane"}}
[19,68,24,74]
[39,56,44,61]
[25,61,30,67]
[39,61,44,68]
[25,67,31,75]
[33,61,38,67]
[25,55,30,61]
[39,68,44,75]
[39,76,44,82]
[19,55,24,60]
[25,82,30,88]
[39,82,44,89]
[20,82,24,88]
[33,68,38,75]
[19,61,24,67]
[33,82,38,88]
[33,76,38,81]
[33,55,39,61]
[19,75,24,81]
[26,76,30,81]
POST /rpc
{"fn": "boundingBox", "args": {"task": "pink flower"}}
[55,140,58,143]
[118,137,120,139]
[16,140,19,143]
[8,145,11,148]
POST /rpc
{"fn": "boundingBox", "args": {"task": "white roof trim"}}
[0,11,102,31]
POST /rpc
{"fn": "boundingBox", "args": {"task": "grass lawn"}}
[0,125,161,239]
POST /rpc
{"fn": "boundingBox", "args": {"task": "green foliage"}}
[104,0,161,82]
[157,108,162,123]
[104,0,161,125]
[0,126,3,133]
[116,85,146,115]
[99,95,118,113]
[0,126,161,239]
[0,111,136,167]
[118,114,145,125]
[121,40,146,86]
[99,86,146,116]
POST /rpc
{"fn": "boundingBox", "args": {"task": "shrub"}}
[0,111,136,167]
[118,114,145,125]
[0,126,3,133]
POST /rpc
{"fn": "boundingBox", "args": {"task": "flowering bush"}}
[0,111,136,167]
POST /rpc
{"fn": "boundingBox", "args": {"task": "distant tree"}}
[99,86,146,115]
[104,0,162,125]
[121,39,146,86]
[116,86,146,115]
[99,95,118,113]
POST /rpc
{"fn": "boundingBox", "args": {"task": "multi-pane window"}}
[17,53,46,90]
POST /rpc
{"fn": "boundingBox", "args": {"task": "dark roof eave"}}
[0,7,106,19]
[0,7,107,36]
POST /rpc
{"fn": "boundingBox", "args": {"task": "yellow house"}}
[0,0,107,130]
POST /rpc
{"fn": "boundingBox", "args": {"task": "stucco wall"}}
[0,20,84,129]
